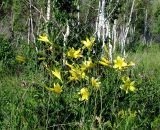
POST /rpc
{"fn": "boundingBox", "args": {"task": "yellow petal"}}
[16,55,26,62]
[52,69,62,81]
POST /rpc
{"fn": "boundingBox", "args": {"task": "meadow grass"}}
[0,44,160,130]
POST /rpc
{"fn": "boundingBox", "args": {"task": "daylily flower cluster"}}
[16,34,137,101]
[65,37,135,100]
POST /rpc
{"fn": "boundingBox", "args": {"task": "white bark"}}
[112,20,117,52]
[120,24,125,56]
[101,0,106,46]
[28,0,37,51]
[96,0,114,61]
[46,0,51,21]
[95,0,101,36]
[63,20,70,42]
[121,0,135,57]
[77,4,80,26]
[28,0,35,44]
[96,0,105,41]
[63,20,70,65]
[106,21,113,61]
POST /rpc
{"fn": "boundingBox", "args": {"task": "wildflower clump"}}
[14,33,142,129]
[17,34,137,100]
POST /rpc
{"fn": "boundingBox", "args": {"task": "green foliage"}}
[0,35,17,75]
[152,1,160,34]
[53,0,78,24]
[0,0,13,20]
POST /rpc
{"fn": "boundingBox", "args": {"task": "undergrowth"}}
[0,36,160,130]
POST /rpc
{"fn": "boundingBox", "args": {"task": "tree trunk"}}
[112,20,117,52]
[28,0,37,51]
[46,0,51,21]
[121,0,135,57]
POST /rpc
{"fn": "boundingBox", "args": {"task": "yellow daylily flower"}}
[46,83,62,94]
[81,59,94,71]
[16,55,26,62]
[78,87,90,101]
[120,76,136,94]
[91,77,101,89]
[81,37,95,51]
[113,56,127,70]
[67,48,83,58]
[52,69,62,81]
[68,69,79,81]
[99,57,111,67]
[65,62,87,81]
[69,67,86,81]
[38,33,52,44]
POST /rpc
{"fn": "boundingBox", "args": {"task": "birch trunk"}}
[121,0,135,57]
[96,0,102,40]
[77,1,80,26]
[63,20,70,42]
[120,25,125,56]
[96,0,113,61]
[112,20,117,52]
[28,0,38,52]
[106,21,113,61]
[28,0,37,51]
[63,20,70,65]
[46,0,51,21]
[101,0,105,47]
